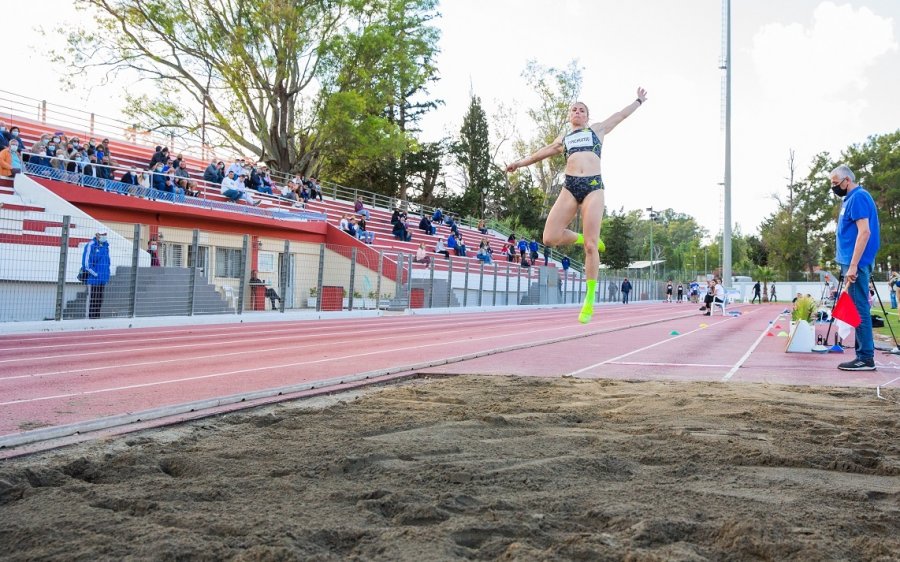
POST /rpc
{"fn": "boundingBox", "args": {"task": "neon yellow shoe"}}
[578,301,594,324]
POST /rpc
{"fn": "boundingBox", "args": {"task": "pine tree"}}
[602,213,632,270]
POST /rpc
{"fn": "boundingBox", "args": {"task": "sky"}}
[5,0,899,238]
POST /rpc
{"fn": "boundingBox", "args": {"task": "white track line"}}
[721,311,785,382]
[608,361,732,368]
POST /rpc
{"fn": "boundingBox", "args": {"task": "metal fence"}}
[0,210,668,323]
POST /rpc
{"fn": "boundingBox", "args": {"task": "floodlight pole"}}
[722,0,733,287]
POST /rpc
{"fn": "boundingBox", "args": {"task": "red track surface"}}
[1,303,896,453]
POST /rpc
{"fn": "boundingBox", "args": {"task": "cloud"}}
[751,1,897,98]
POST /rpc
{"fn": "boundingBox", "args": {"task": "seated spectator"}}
[354,196,370,220]
[445,215,459,236]
[220,170,260,206]
[340,214,357,237]
[98,156,113,180]
[447,233,458,253]
[520,254,531,268]
[432,207,443,225]
[391,207,403,225]
[178,178,201,198]
[476,245,492,264]
[435,238,450,259]
[0,123,9,150]
[250,270,282,310]
[477,219,488,234]
[82,156,99,180]
[356,217,375,244]
[419,214,436,235]
[392,219,412,241]
[0,138,24,177]
[561,255,571,272]
[299,182,310,203]
[260,166,275,194]
[280,180,299,202]
[175,161,191,184]
[457,236,467,257]
[149,146,168,169]
[226,157,244,178]
[100,139,115,165]
[120,167,141,186]
[415,242,431,266]
[308,177,323,201]
[203,160,219,183]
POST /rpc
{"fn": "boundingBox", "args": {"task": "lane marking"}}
[0,308,708,406]
[608,361,732,368]
[722,311,786,382]
[0,307,678,380]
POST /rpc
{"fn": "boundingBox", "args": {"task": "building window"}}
[215,248,243,278]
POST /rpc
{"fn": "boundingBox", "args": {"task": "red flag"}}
[831,292,861,340]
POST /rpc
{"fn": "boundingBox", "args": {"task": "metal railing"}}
[18,158,327,222]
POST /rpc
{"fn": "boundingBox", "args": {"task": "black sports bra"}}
[563,127,602,159]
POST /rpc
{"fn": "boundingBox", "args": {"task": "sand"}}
[1,375,898,561]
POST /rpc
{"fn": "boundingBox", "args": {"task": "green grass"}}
[874,299,900,342]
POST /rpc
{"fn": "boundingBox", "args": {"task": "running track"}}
[1,303,896,454]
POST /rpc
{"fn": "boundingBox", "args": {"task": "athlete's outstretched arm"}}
[593,87,648,135]
[506,137,564,172]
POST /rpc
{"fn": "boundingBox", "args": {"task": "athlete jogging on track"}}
[506,87,648,323]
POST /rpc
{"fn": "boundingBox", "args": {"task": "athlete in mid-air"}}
[506,87,648,323]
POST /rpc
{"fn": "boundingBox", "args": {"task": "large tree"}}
[452,95,494,218]
[65,0,441,185]
[601,212,632,270]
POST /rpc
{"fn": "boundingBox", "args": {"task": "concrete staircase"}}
[62,266,233,319]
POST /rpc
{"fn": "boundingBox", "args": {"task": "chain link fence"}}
[1,210,666,322]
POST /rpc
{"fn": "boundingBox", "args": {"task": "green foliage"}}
[791,295,817,323]
[452,95,497,218]
[602,213,632,270]
[67,0,441,189]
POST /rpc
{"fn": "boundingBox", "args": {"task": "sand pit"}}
[1,375,898,560]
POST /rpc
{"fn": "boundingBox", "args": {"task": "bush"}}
[792,295,816,323]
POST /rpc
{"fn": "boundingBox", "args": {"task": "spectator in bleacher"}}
[447,232,458,254]
[457,236,468,257]
[507,243,517,262]
[353,196,370,220]
[476,243,492,264]
[299,181,310,203]
[171,153,183,170]
[520,253,531,268]
[356,217,375,244]
[149,146,168,169]
[177,178,200,198]
[120,167,141,187]
[309,177,324,201]
[0,138,23,177]
[260,166,275,194]
[99,139,114,165]
[82,156,99,181]
[392,218,412,241]
[215,161,226,183]
[148,162,166,192]
[98,156,114,180]
[280,180,299,202]
[0,124,8,150]
[561,255,571,272]
[162,169,184,199]
[529,239,539,263]
[435,237,450,259]
[445,214,459,236]
[543,245,551,266]
[222,170,262,207]
[391,207,402,225]
[248,165,267,193]
[477,219,488,234]
[175,161,191,185]
[225,158,243,178]
[415,242,431,266]
[340,214,357,237]
[82,231,111,319]
[418,214,436,235]
[203,159,222,183]
[432,207,443,225]
[517,238,528,259]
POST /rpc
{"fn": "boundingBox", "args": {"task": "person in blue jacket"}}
[82,231,111,319]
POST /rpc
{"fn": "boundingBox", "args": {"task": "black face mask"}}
[831,181,848,197]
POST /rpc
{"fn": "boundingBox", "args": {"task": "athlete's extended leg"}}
[542,189,580,247]
[577,190,605,323]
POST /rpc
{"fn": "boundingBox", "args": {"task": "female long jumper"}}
[507,88,647,323]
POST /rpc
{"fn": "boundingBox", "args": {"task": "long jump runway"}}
[0,303,893,453]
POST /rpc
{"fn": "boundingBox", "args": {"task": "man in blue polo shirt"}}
[832,164,880,371]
